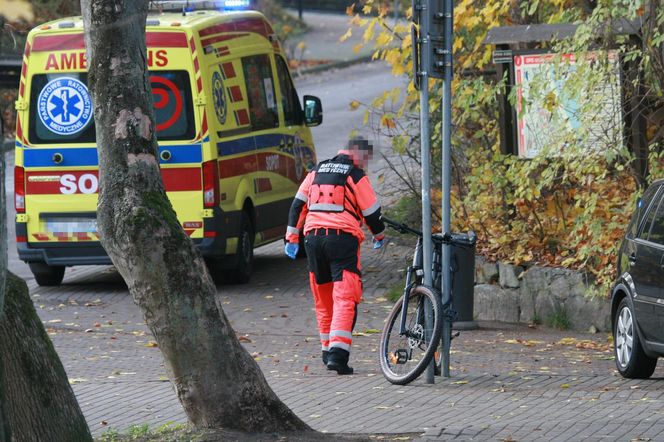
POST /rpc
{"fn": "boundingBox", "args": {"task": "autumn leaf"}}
[345,4,355,16]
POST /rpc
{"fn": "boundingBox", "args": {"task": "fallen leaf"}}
[451,380,469,385]
[145,341,158,348]
[69,378,87,384]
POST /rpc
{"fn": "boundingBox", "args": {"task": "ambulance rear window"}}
[28,71,195,144]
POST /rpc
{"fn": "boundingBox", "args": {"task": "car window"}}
[241,54,279,131]
[647,197,664,245]
[629,184,661,238]
[275,56,302,126]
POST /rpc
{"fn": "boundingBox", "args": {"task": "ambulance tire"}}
[224,213,254,284]
[29,263,65,286]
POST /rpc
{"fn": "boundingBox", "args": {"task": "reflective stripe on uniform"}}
[362,201,381,217]
[309,203,344,212]
[295,191,308,202]
[329,341,351,351]
[287,226,299,236]
[330,330,353,339]
[321,332,330,351]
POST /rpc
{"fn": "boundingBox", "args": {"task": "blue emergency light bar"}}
[224,0,251,9]
[148,0,250,12]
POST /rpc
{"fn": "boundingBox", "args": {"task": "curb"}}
[293,55,374,77]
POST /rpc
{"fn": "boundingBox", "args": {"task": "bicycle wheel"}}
[379,285,442,385]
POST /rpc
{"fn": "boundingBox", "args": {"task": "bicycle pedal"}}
[389,349,409,365]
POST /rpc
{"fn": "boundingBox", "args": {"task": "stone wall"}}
[473,257,612,332]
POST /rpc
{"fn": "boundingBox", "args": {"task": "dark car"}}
[612,179,664,378]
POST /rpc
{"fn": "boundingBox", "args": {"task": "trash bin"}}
[450,231,478,330]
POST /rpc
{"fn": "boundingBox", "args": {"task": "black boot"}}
[322,350,329,366]
[326,348,353,375]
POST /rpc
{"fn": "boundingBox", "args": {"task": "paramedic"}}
[284,138,385,375]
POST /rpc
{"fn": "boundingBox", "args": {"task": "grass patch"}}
[547,306,570,330]
[96,424,417,441]
[386,278,406,303]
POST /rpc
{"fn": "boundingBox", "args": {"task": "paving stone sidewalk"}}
[24,239,664,441]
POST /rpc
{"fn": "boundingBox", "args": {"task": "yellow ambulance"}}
[14,0,322,285]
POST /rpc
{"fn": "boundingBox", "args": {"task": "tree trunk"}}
[81,0,309,432]
[0,273,93,442]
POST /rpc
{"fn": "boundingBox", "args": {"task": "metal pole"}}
[417,0,435,384]
[440,0,454,378]
[298,0,303,20]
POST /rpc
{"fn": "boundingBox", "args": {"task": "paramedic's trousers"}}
[304,228,362,357]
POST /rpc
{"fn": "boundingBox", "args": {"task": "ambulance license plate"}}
[46,218,98,234]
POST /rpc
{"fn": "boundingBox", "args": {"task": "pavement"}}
[6,8,664,442]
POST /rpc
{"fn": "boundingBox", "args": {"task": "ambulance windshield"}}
[28,71,195,144]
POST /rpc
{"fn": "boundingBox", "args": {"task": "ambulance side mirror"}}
[303,95,322,127]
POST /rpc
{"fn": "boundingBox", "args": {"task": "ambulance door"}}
[239,53,280,244]
[214,57,258,248]
[24,72,99,248]
[149,71,200,237]
[274,54,316,185]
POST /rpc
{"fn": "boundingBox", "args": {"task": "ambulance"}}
[14,0,322,286]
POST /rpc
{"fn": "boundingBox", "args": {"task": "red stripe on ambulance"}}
[26,168,201,194]
[228,86,242,102]
[32,32,187,52]
[221,62,235,79]
[200,32,248,47]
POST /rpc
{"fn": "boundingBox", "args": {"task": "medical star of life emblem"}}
[38,77,92,136]
[212,70,227,125]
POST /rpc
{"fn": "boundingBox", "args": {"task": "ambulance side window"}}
[275,56,303,127]
[241,54,278,131]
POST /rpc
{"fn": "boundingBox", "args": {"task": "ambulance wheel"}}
[29,263,65,286]
[224,213,254,284]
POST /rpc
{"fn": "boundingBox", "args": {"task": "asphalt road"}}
[295,61,407,162]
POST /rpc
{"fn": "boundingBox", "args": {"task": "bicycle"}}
[378,216,476,385]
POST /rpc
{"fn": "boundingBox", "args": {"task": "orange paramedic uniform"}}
[285,150,385,370]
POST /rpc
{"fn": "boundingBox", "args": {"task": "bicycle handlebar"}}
[380,216,477,247]
[381,216,422,237]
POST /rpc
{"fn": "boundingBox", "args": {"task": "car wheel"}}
[614,297,657,379]
[29,263,65,286]
[224,212,254,284]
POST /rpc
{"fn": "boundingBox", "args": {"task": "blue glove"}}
[372,236,385,249]
[285,242,299,259]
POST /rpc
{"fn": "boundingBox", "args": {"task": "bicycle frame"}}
[398,236,424,337]
[398,234,445,338]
